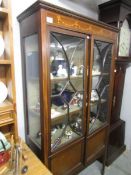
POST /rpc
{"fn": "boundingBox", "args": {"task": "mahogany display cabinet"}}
[18,1,118,174]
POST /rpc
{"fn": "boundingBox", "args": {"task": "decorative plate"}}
[0,0,2,6]
[0,81,8,104]
[0,35,5,57]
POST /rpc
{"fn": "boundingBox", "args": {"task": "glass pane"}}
[50,32,85,151]
[24,34,41,148]
[89,40,112,133]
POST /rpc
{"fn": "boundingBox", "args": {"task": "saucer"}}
[0,81,8,104]
[0,35,5,57]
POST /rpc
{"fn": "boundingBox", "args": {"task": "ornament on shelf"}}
[91,89,99,102]
[72,66,78,76]
[57,64,67,77]
[79,65,84,75]
[0,35,5,57]
[0,81,8,104]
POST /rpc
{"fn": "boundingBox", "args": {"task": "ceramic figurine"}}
[57,64,67,77]
[72,66,78,76]
[65,130,73,139]
[91,90,99,102]
[50,73,54,79]
[79,65,84,74]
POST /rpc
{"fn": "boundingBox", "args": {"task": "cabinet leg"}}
[101,164,105,175]
[101,153,106,175]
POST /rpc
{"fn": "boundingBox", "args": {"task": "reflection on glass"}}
[50,32,85,151]
[24,34,41,148]
[89,40,112,133]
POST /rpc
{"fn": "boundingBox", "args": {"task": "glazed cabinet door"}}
[85,39,113,164]
[89,39,113,133]
[49,29,87,152]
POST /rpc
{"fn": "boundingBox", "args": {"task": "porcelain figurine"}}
[57,64,67,77]
[72,66,78,76]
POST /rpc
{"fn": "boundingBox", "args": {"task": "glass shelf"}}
[28,135,41,149]
[89,118,105,133]
[51,125,79,151]
[90,99,107,106]
[29,108,40,117]
[51,75,83,82]
[92,72,109,76]
[51,104,82,125]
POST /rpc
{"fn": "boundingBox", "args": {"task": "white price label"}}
[46,17,53,24]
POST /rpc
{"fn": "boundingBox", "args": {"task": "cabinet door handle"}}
[113,96,116,107]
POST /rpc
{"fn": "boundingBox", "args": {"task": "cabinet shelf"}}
[51,75,83,82]
[0,60,11,65]
[51,125,79,148]
[29,135,41,149]
[51,105,82,125]
[29,105,81,125]
[0,100,14,113]
[29,108,40,117]
[92,72,109,76]
[89,118,104,132]
[0,117,14,127]
[0,7,8,19]
[90,99,107,106]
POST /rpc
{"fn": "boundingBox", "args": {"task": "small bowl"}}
[0,35,5,57]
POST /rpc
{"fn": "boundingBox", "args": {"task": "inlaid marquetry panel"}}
[46,11,117,41]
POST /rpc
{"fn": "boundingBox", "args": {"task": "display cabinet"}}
[0,0,17,140]
[99,0,131,165]
[18,1,118,174]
